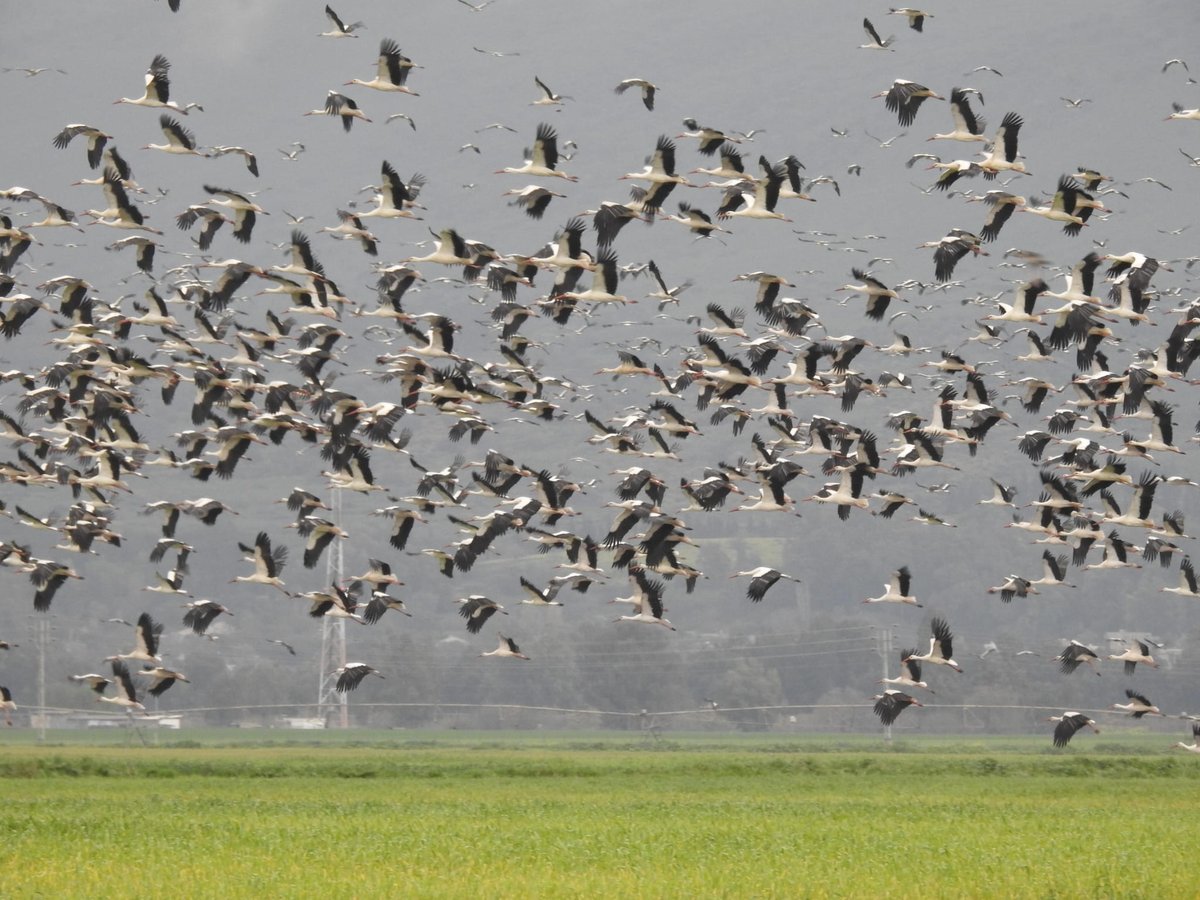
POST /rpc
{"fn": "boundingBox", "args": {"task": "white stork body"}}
[905,617,963,672]
[729,567,799,602]
[879,651,933,693]
[1111,689,1162,717]
[322,5,363,37]
[114,54,199,114]
[334,663,384,692]
[360,162,422,221]
[1108,640,1158,675]
[612,569,675,629]
[145,114,204,156]
[1173,723,1200,752]
[928,88,985,142]
[873,689,923,725]
[979,112,1028,177]
[1050,712,1099,747]
[105,612,163,665]
[863,566,919,605]
[347,39,419,93]
[496,123,576,181]
[1166,104,1200,121]
[230,531,289,593]
[305,92,371,131]
[99,661,145,712]
[481,633,530,660]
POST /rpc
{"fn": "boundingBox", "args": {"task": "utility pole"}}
[35,615,49,741]
[317,488,349,727]
[875,625,894,743]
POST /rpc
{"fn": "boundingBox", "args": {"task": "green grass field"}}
[2,731,1198,898]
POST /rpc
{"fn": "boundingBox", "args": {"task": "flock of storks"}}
[2,2,1200,749]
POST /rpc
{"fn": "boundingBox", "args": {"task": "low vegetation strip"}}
[1,737,1198,896]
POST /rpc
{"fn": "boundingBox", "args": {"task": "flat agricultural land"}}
[1,731,1197,897]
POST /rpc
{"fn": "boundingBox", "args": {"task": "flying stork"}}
[114,54,201,114]
[729,567,800,602]
[863,566,920,606]
[1055,640,1101,675]
[1108,639,1159,675]
[481,633,530,660]
[100,661,146,712]
[1173,723,1200,753]
[1111,689,1163,717]
[875,80,944,127]
[104,612,163,665]
[346,39,419,94]
[457,595,507,633]
[0,686,14,726]
[873,689,923,725]
[335,663,384,692]
[905,617,963,672]
[230,531,289,594]
[1050,712,1099,747]
[879,650,934,693]
[495,123,577,181]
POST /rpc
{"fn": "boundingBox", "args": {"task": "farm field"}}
[2,732,1198,897]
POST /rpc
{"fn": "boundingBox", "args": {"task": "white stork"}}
[305,91,371,131]
[230,532,289,593]
[612,568,675,629]
[496,123,577,181]
[114,54,200,114]
[100,661,146,712]
[1055,640,1101,675]
[182,600,233,635]
[978,112,1028,177]
[145,114,204,156]
[873,689,923,725]
[321,5,363,37]
[889,8,932,31]
[716,163,790,222]
[335,663,384,692]
[905,617,963,672]
[863,566,920,606]
[531,75,571,106]
[1173,723,1200,753]
[729,567,800,602]
[1161,556,1200,597]
[859,18,894,50]
[137,664,190,697]
[202,185,267,244]
[1111,689,1163,717]
[1166,103,1200,121]
[1018,176,1087,227]
[208,146,259,177]
[481,633,530,660]
[1050,712,1099,747]
[836,268,899,321]
[879,650,934,693]
[104,612,163,665]
[457,595,507,634]
[928,88,986,142]
[874,80,944,127]
[614,78,657,110]
[52,123,111,168]
[1108,639,1159,675]
[346,39,419,93]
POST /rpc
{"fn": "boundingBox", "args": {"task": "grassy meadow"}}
[2,731,1198,898]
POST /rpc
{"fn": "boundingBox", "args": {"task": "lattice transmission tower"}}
[316,488,349,726]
